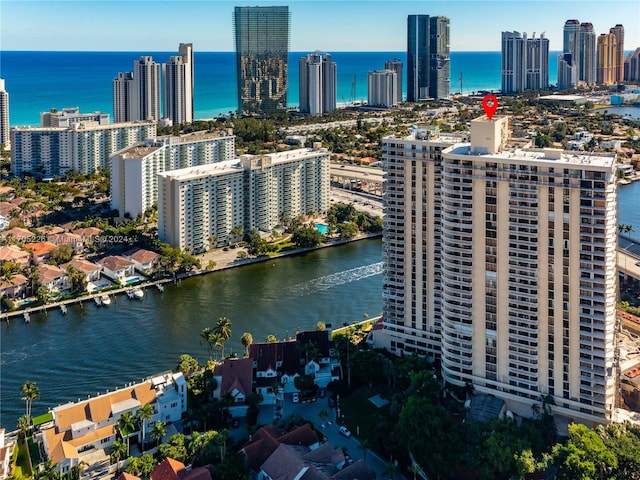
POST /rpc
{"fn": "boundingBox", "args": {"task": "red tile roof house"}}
[96,255,135,284]
[0,273,29,299]
[71,227,102,246]
[241,424,371,480]
[0,429,13,480]
[213,358,254,417]
[0,245,31,266]
[117,458,212,480]
[0,227,36,243]
[123,247,160,275]
[37,264,68,294]
[23,241,57,265]
[249,340,300,402]
[48,232,83,252]
[60,258,102,284]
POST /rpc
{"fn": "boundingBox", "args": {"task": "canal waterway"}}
[0,239,383,429]
[1,180,639,430]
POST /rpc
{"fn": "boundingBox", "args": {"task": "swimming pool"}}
[125,277,141,284]
[315,223,329,234]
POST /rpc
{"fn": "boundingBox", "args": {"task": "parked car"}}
[339,426,351,437]
[318,387,326,398]
[292,392,299,403]
[328,396,336,408]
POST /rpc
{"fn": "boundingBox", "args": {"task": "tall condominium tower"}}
[609,25,624,83]
[407,15,450,101]
[501,31,549,93]
[384,59,403,102]
[298,52,337,116]
[597,33,618,85]
[233,6,290,115]
[429,16,450,100]
[377,117,619,425]
[113,72,135,123]
[368,70,398,108]
[559,20,580,90]
[163,43,194,125]
[557,53,577,90]
[133,56,161,122]
[579,23,597,85]
[625,48,640,82]
[0,79,9,150]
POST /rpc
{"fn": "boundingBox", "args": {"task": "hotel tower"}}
[298,52,337,116]
[233,6,290,115]
[376,117,619,425]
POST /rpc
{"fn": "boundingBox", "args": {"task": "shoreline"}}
[2,232,382,323]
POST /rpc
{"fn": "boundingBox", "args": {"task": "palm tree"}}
[117,411,138,456]
[214,316,232,343]
[151,421,166,447]
[137,404,154,450]
[200,327,215,360]
[20,381,40,426]
[318,409,329,428]
[241,332,253,357]
[110,439,127,472]
[212,332,225,360]
[215,430,230,461]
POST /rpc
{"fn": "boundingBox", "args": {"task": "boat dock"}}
[2,279,171,323]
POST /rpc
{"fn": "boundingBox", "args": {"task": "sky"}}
[1,0,639,52]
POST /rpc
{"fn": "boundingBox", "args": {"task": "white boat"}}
[94,296,102,306]
[156,283,164,292]
[126,288,134,299]
[100,294,111,306]
[60,304,67,315]
[24,312,30,324]
[133,287,144,299]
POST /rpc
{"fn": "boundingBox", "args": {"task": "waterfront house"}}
[23,241,57,265]
[212,358,254,416]
[0,273,29,299]
[37,372,187,475]
[0,186,16,200]
[35,225,65,236]
[249,340,300,401]
[96,255,135,283]
[0,429,13,480]
[0,245,30,266]
[296,330,340,388]
[37,264,68,293]
[60,258,102,284]
[123,247,159,275]
[0,227,35,242]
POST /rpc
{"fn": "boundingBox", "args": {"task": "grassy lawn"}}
[27,436,41,466]
[13,437,33,479]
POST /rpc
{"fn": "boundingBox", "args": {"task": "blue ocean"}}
[1,51,560,127]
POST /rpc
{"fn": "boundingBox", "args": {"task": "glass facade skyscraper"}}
[233,6,290,115]
[407,15,449,101]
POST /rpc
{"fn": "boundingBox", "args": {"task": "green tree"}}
[266,334,277,343]
[117,411,138,456]
[177,354,200,377]
[552,423,618,480]
[66,265,88,294]
[137,404,155,450]
[200,327,216,360]
[318,408,329,427]
[337,221,359,238]
[151,420,167,447]
[214,316,232,358]
[20,381,40,426]
[158,433,188,463]
[50,244,73,264]
[241,332,253,357]
[292,226,324,248]
[316,321,326,331]
[110,439,127,471]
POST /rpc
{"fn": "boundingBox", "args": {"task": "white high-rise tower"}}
[298,52,337,116]
[377,117,619,426]
[0,79,9,150]
[133,56,161,122]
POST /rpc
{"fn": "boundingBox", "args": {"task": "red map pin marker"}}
[482,94,498,120]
